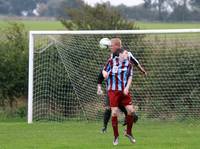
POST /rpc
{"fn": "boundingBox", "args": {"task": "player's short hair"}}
[111,38,122,47]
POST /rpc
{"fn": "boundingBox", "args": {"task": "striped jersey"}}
[104,57,133,91]
[97,50,139,85]
[110,51,139,65]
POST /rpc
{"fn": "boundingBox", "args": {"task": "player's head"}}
[118,48,128,61]
[110,38,122,53]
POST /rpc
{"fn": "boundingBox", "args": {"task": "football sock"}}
[126,115,134,135]
[133,112,139,123]
[112,116,119,138]
[103,108,111,128]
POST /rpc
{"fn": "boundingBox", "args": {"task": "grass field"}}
[136,22,200,29]
[0,120,199,149]
[0,20,65,30]
[1,20,200,30]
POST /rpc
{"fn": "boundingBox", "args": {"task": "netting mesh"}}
[32,32,200,122]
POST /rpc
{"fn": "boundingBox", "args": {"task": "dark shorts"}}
[108,91,132,107]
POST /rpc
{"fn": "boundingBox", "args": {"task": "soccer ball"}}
[99,38,111,49]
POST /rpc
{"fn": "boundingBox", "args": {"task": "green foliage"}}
[0,23,28,107]
[136,39,200,119]
[60,3,138,30]
[0,106,27,119]
[16,106,27,118]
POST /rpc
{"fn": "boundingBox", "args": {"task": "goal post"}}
[28,29,200,123]
[28,32,34,124]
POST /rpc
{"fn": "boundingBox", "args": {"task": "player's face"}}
[119,50,128,62]
[110,41,120,53]
[123,50,128,60]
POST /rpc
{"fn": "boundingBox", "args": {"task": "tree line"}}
[0,0,200,22]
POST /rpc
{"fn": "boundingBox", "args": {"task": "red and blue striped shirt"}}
[104,57,133,91]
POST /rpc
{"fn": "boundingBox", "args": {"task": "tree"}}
[8,0,37,15]
[0,23,28,109]
[60,2,138,30]
[151,0,169,21]
[0,0,10,14]
[168,0,191,21]
[0,0,48,16]
[144,0,152,8]
[190,0,200,17]
[143,0,170,21]
[190,0,200,9]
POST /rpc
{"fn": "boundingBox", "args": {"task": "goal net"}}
[28,30,200,123]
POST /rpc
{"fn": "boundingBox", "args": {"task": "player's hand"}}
[143,71,147,76]
[97,84,103,95]
[123,87,129,95]
[102,70,109,79]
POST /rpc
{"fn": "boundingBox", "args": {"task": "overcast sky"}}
[83,0,144,7]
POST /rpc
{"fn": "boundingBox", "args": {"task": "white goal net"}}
[28,30,200,123]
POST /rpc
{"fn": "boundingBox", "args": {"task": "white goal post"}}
[28,29,200,123]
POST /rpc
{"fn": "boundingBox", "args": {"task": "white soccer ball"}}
[99,38,111,49]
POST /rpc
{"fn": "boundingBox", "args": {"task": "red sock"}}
[126,115,134,135]
[112,116,119,138]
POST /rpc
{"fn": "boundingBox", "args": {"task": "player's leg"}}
[125,105,135,133]
[111,107,120,145]
[102,107,111,133]
[108,91,120,145]
[119,105,138,126]
[125,104,136,143]
[121,93,136,144]
[102,94,111,133]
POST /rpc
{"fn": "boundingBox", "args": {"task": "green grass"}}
[136,21,200,29]
[0,120,199,149]
[0,20,65,30]
[1,20,200,30]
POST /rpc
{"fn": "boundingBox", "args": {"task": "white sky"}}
[83,0,144,7]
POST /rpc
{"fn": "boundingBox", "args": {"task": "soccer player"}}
[97,38,146,133]
[97,72,128,133]
[102,48,136,145]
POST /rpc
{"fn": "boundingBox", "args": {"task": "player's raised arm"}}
[128,52,147,76]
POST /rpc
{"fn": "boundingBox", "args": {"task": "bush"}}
[0,22,28,110]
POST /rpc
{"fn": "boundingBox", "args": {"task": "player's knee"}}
[126,106,135,115]
[112,111,118,117]
[128,111,134,115]
[111,108,118,117]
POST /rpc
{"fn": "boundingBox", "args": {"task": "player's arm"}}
[137,63,147,75]
[102,59,111,79]
[123,76,132,95]
[124,65,133,95]
[97,71,104,95]
[97,55,112,95]
[128,52,147,75]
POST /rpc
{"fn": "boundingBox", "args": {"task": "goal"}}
[28,30,200,123]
